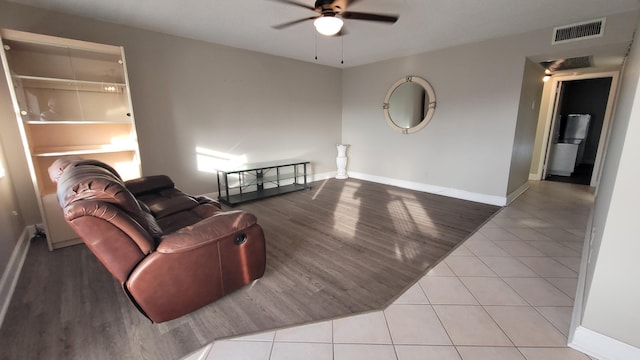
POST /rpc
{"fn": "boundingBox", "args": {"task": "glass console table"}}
[215,159,310,206]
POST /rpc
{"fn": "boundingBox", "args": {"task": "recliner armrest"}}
[156,211,257,253]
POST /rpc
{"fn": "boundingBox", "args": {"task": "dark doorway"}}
[545,77,612,185]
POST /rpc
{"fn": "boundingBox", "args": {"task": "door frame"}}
[535,70,619,187]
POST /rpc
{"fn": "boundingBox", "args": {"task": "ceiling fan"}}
[270,0,399,36]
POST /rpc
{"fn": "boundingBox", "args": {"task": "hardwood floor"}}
[0,179,500,360]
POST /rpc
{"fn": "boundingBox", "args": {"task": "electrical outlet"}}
[11,210,18,216]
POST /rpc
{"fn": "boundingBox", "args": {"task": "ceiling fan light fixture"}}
[314,16,343,36]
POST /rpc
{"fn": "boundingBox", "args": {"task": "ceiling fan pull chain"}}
[341,35,344,64]
[315,31,318,61]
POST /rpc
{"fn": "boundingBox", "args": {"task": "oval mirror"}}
[383,76,436,134]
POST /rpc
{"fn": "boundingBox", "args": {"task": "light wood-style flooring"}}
[0,179,499,360]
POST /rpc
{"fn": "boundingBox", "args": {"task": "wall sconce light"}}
[542,69,552,82]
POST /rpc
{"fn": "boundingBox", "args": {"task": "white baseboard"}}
[570,326,640,360]
[529,172,541,180]
[348,172,507,206]
[203,171,507,206]
[506,182,529,205]
[200,172,337,200]
[0,224,35,328]
[310,171,335,182]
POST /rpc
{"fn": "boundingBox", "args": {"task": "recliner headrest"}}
[52,159,163,239]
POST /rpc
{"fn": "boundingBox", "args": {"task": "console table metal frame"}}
[215,159,310,206]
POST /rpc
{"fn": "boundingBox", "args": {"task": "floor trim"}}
[570,326,640,360]
[0,224,34,328]
[181,344,212,360]
[506,182,530,205]
[349,172,507,206]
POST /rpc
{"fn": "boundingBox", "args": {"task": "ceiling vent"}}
[552,18,605,44]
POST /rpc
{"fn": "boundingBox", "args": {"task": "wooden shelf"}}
[25,120,132,125]
[15,75,126,92]
[32,146,137,157]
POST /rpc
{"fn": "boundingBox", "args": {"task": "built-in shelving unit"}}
[0,29,141,250]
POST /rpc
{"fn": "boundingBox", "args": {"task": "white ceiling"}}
[8,0,640,68]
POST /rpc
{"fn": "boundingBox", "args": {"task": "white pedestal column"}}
[335,144,349,179]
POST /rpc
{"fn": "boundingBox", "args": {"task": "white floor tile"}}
[333,311,392,344]
[230,331,275,342]
[552,256,583,272]
[464,239,511,257]
[492,241,546,256]
[456,346,526,360]
[534,228,583,242]
[504,227,553,241]
[525,241,580,257]
[444,257,497,277]
[479,228,521,241]
[484,306,568,347]
[270,342,332,360]
[545,277,578,299]
[385,305,452,345]
[518,347,591,359]
[448,245,475,257]
[458,277,528,305]
[274,320,332,343]
[516,257,577,278]
[432,305,511,346]
[419,277,478,305]
[393,282,429,305]
[426,261,457,276]
[206,340,272,360]
[502,277,574,306]
[182,345,211,360]
[478,256,539,277]
[535,306,573,336]
[333,344,397,360]
[395,345,461,360]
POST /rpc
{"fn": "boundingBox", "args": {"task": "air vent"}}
[552,18,605,44]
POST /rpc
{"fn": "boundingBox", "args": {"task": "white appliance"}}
[548,114,591,176]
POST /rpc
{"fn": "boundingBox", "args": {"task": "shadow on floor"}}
[546,163,593,186]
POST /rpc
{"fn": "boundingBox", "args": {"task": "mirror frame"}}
[383,75,436,134]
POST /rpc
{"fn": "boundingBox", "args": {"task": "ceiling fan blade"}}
[341,11,398,24]
[272,16,319,30]
[268,0,316,12]
[345,0,363,7]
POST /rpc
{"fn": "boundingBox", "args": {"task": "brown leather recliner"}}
[49,158,266,323]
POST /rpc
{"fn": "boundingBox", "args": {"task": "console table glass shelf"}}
[215,159,310,206]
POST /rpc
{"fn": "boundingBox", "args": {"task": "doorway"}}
[540,72,619,187]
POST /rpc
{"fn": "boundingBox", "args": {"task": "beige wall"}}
[341,11,637,202]
[579,13,640,347]
[0,1,343,199]
[507,58,545,195]
[0,140,25,276]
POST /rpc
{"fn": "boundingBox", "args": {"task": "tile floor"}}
[183,180,596,360]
